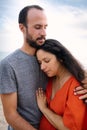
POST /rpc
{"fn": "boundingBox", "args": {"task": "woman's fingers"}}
[36,88,44,97]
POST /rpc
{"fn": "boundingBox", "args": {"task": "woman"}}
[36,39,86,130]
[83,108,87,130]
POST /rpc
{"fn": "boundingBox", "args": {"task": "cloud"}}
[45,0,87,8]
[45,4,87,68]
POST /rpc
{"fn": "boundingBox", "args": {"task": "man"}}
[0,5,87,130]
[0,5,48,130]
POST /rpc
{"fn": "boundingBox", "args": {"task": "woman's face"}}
[36,49,61,77]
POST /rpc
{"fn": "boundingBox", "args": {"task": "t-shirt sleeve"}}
[63,80,86,130]
[0,60,17,94]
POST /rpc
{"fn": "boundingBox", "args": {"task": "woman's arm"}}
[36,88,69,130]
[63,81,86,130]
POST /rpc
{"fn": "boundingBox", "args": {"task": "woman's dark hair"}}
[37,39,85,84]
[18,5,44,27]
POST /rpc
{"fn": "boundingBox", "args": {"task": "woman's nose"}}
[41,63,46,71]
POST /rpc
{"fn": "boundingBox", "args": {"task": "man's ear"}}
[19,24,25,32]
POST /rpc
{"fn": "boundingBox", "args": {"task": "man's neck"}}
[20,43,36,56]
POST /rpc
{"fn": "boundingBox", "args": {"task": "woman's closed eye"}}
[44,58,50,63]
[37,58,50,64]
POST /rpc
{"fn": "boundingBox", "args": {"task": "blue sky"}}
[48,0,87,8]
[0,0,87,68]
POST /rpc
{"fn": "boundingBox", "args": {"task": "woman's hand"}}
[36,88,47,112]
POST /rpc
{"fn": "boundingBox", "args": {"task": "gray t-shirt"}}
[0,49,47,130]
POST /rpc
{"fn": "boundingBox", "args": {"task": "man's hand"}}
[74,86,87,104]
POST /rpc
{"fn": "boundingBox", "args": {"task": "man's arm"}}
[74,72,87,103]
[82,71,87,88]
[1,92,37,130]
[74,86,87,103]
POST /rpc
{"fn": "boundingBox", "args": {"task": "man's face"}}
[25,8,48,48]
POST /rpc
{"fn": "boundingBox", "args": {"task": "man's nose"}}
[40,29,46,36]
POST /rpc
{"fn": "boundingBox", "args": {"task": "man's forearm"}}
[5,111,37,130]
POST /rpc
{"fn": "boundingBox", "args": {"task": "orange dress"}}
[83,107,87,130]
[39,76,86,130]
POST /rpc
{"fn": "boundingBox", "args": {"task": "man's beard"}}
[26,37,40,49]
[26,30,45,49]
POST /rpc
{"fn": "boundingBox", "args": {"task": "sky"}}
[0,0,87,68]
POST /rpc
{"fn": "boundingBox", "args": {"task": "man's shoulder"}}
[0,49,20,66]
